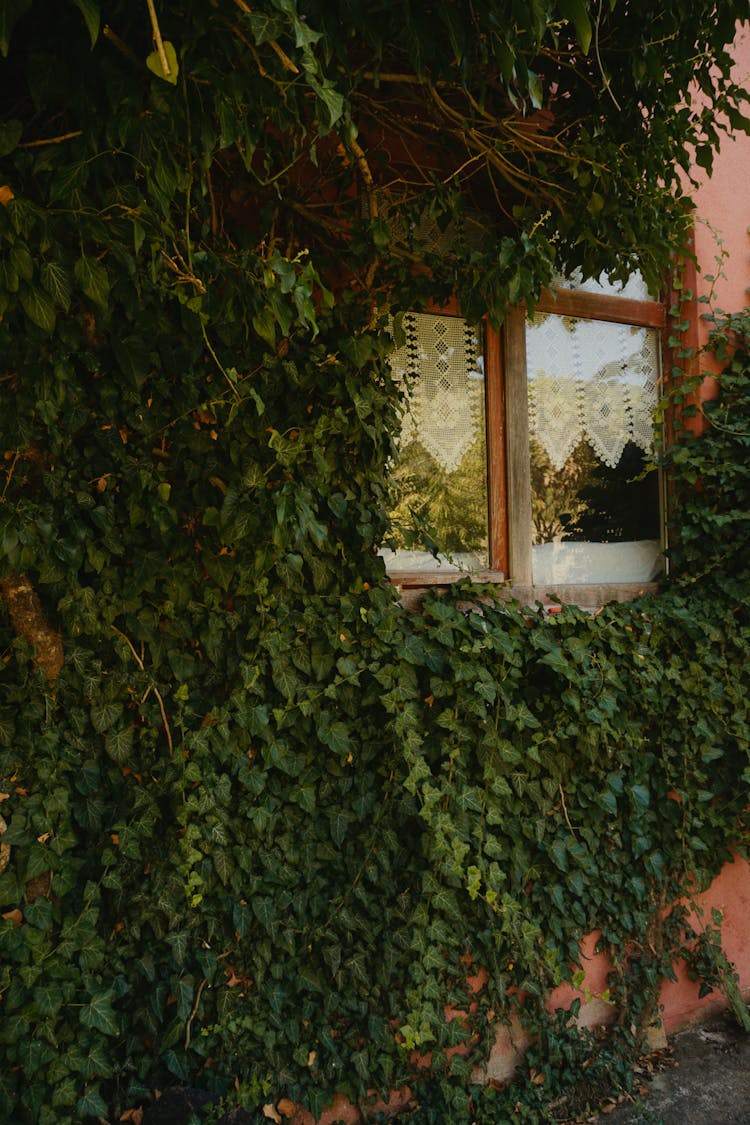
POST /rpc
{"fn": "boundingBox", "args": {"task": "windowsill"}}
[387,569,505,588]
[506,581,662,610]
[388,573,662,611]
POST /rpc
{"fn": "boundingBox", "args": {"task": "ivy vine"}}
[1,2,749,1122]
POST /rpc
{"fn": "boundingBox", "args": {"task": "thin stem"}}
[18,131,82,148]
[146,0,172,78]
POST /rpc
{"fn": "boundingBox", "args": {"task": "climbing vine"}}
[0,2,749,1121]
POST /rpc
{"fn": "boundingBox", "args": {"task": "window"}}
[383,274,667,600]
[383,309,490,574]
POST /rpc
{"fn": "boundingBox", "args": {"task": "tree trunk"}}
[1,574,63,683]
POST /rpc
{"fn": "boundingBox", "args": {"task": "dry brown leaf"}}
[224,965,253,991]
[2,908,23,927]
[120,1108,144,1124]
[277,1097,297,1118]
[0,186,14,207]
[262,1104,282,1123]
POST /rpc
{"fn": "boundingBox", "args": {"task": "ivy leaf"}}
[329,810,350,847]
[0,118,22,156]
[10,242,33,281]
[71,0,99,47]
[308,76,344,130]
[629,784,650,817]
[550,838,569,872]
[527,72,544,110]
[82,1035,113,1080]
[51,1076,77,1108]
[252,895,276,932]
[20,287,56,332]
[271,657,301,700]
[318,721,350,757]
[105,726,133,764]
[91,700,122,733]
[146,41,179,85]
[212,847,231,886]
[74,255,109,308]
[164,1048,190,1080]
[33,982,63,1016]
[79,989,119,1036]
[167,930,190,965]
[0,0,31,58]
[247,11,285,45]
[40,261,72,312]
[76,1085,109,1118]
[557,0,593,55]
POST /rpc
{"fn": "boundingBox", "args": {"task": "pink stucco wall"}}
[692,25,750,335]
[665,24,750,1027]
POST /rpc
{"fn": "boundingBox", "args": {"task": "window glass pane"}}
[525,311,663,585]
[382,312,488,572]
[548,269,652,301]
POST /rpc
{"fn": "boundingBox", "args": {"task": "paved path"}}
[593,1013,750,1123]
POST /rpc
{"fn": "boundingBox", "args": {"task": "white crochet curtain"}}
[388,312,485,472]
[525,314,660,471]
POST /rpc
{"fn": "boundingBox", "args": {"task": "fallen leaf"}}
[0,186,13,206]
[278,1098,297,1118]
[262,1104,282,1123]
[2,908,23,927]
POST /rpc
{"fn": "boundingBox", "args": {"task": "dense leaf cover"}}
[0,1,749,1120]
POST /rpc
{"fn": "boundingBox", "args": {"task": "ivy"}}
[0,2,749,1122]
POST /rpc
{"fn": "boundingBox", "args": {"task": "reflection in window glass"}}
[383,312,488,572]
[526,311,663,585]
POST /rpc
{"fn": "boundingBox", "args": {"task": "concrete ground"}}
[591,1012,750,1124]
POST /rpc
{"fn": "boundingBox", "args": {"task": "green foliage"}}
[388,436,489,557]
[0,1,749,1122]
[682,907,750,1034]
[666,309,750,588]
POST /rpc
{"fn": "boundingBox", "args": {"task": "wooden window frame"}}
[389,285,671,608]
[503,287,667,601]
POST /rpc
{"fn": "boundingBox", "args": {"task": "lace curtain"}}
[388,312,484,472]
[525,313,660,471]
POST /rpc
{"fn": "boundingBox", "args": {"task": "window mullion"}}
[484,320,508,575]
[503,307,533,586]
